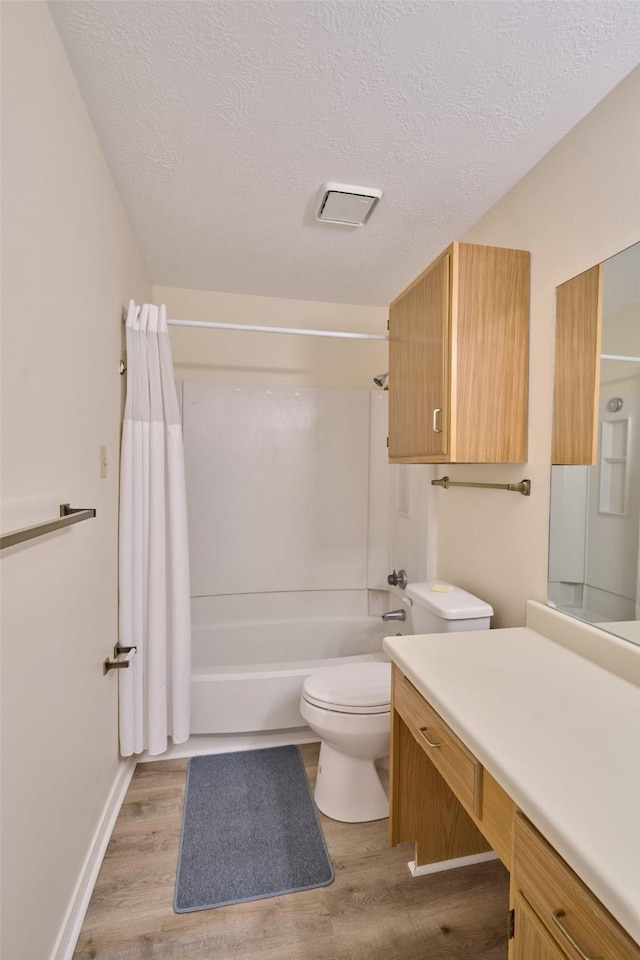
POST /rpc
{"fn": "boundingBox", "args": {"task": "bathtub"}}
[190,593,396,734]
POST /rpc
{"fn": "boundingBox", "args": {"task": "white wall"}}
[0,5,150,960]
[437,66,640,628]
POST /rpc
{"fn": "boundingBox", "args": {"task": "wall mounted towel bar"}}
[432,477,531,496]
[0,503,97,550]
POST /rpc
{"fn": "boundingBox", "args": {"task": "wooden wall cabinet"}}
[388,242,530,464]
[552,263,604,465]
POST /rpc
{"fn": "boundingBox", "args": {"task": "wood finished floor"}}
[74,743,509,959]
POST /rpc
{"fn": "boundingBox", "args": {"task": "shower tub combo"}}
[182,382,397,735]
[190,593,394,734]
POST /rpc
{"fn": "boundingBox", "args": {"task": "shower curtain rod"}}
[165,318,388,341]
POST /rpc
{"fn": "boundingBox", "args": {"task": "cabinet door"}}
[513,895,569,960]
[513,813,640,960]
[552,263,603,464]
[389,252,450,461]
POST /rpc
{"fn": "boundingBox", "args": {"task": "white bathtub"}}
[190,593,396,734]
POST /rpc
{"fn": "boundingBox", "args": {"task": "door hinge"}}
[508,908,515,939]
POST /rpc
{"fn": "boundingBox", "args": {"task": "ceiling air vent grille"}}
[316,182,382,226]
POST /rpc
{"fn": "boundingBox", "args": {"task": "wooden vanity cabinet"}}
[552,263,604,465]
[389,665,640,960]
[388,242,530,464]
[390,667,513,869]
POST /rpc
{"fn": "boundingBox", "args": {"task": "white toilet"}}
[300,581,493,823]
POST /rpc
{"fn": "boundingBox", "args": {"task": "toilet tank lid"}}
[405,581,493,620]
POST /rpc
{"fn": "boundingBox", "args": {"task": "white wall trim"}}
[51,758,136,960]
[137,728,318,763]
[408,850,498,877]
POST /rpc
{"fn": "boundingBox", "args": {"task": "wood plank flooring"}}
[73,743,509,959]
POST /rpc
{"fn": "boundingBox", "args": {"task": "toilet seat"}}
[302,662,391,715]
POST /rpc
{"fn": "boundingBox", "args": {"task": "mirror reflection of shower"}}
[373,371,389,389]
[549,241,640,637]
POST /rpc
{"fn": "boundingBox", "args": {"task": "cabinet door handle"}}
[551,910,600,960]
[418,726,441,748]
[432,408,442,433]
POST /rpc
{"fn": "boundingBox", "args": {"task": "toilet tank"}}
[404,581,493,633]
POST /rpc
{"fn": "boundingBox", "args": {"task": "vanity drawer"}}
[513,813,640,960]
[393,670,482,818]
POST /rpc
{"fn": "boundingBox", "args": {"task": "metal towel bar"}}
[0,503,97,550]
[432,477,531,496]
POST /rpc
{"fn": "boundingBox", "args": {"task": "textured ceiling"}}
[50,1,640,306]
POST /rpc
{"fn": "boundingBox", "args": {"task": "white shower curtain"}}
[118,301,191,756]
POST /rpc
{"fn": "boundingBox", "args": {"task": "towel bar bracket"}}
[104,646,137,675]
[103,658,130,675]
[113,644,137,659]
[60,504,96,518]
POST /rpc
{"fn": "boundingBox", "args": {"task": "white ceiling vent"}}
[316,183,382,226]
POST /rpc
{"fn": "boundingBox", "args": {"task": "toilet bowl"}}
[301,581,493,824]
[300,661,392,823]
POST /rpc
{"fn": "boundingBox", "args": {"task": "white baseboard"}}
[408,850,498,877]
[137,728,319,762]
[51,758,136,960]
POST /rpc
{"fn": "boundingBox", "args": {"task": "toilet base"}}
[313,741,389,823]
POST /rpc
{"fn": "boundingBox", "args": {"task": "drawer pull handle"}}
[418,726,441,748]
[432,408,442,433]
[551,910,600,960]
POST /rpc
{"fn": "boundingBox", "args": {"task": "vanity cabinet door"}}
[512,814,640,960]
[388,241,530,464]
[513,894,569,960]
[552,263,603,465]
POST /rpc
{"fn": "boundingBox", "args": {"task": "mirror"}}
[549,241,640,647]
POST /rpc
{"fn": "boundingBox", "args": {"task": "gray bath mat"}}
[174,746,334,912]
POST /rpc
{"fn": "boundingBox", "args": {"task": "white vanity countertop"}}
[382,626,640,944]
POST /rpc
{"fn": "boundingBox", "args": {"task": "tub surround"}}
[383,602,640,947]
